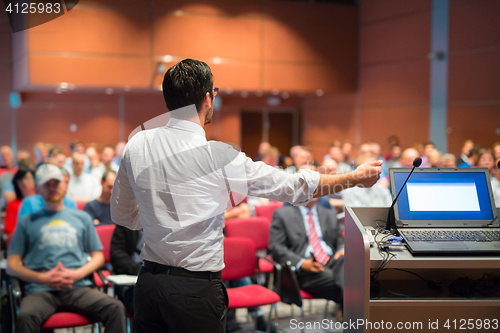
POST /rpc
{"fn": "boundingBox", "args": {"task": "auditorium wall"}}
[1,0,499,160]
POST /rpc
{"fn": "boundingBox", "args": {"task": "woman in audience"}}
[476,149,495,177]
[3,168,36,235]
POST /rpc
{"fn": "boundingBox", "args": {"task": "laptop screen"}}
[390,169,496,224]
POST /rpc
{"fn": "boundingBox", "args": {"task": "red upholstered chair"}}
[41,312,100,331]
[224,217,278,276]
[94,225,115,292]
[5,277,101,333]
[254,201,283,222]
[222,238,281,331]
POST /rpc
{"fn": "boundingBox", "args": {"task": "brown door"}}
[240,110,296,160]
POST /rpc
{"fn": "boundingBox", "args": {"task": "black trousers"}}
[296,256,344,303]
[134,262,228,333]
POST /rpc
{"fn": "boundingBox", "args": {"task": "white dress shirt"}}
[111,116,320,272]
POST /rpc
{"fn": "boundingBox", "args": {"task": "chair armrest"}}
[273,260,303,307]
[257,252,282,269]
[93,269,109,294]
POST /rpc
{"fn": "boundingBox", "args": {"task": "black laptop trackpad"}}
[411,241,468,251]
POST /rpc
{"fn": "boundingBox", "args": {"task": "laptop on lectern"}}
[389,168,500,255]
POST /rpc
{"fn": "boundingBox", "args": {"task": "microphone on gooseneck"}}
[385,157,423,233]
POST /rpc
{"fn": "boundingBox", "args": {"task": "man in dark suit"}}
[110,225,142,312]
[269,196,344,305]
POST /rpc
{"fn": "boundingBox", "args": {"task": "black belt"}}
[142,260,221,280]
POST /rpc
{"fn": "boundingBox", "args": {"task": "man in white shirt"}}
[67,152,102,203]
[111,59,382,333]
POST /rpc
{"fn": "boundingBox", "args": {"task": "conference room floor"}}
[53,299,342,333]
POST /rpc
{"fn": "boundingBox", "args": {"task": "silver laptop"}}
[389,168,500,255]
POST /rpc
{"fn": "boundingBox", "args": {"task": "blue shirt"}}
[8,208,103,294]
[18,194,77,219]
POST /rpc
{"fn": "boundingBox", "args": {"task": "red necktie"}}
[308,210,330,265]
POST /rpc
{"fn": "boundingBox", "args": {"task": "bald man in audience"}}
[399,148,420,168]
[66,153,102,203]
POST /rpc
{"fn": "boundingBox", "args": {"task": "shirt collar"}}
[298,205,318,216]
[166,118,206,137]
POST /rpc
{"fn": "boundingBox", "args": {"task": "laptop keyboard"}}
[401,230,500,242]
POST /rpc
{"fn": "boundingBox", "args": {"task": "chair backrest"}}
[224,217,270,250]
[95,225,115,264]
[221,237,256,281]
[255,202,283,221]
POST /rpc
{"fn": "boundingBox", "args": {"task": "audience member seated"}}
[341,141,355,169]
[86,147,104,180]
[399,148,420,168]
[34,142,49,169]
[341,154,392,208]
[286,146,314,173]
[6,164,126,333]
[386,144,403,169]
[254,141,271,161]
[64,140,91,174]
[370,141,389,178]
[110,224,143,313]
[456,140,474,166]
[0,145,18,209]
[102,145,119,173]
[113,142,126,168]
[319,159,344,213]
[18,167,77,218]
[419,141,435,168]
[269,189,345,310]
[16,150,31,162]
[84,170,116,225]
[324,144,351,174]
[440,153,457,168]
[4,168,36,236]
[283,145,302,169]
[491,160,500,207]
[67,152,102,202]
[493,143,500,162]
[427,149,441,168]
[383,135,401,161]
[476,149,495,177]
[458,146,479,168]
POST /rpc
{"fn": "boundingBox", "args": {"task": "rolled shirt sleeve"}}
[223,150,320,206]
